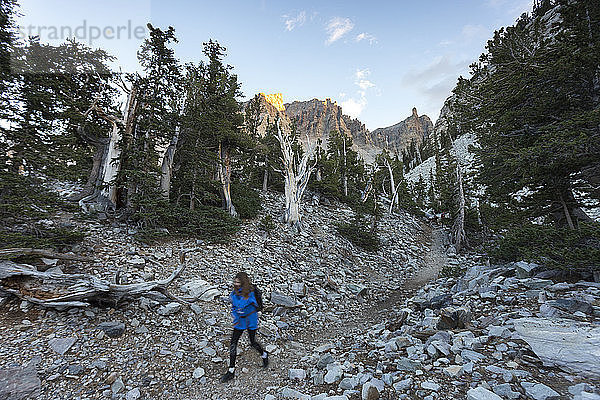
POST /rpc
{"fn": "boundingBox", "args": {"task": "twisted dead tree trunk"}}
[451,164,468,252]
[217,141,237,217]
[380,156,402,213]
[0,253,186,309]
[78,83,139,211]
[274,119,316,230]
[160,125,180,199]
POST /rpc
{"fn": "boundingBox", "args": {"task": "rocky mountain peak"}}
[244,93,434,164]
[261,92,285,112]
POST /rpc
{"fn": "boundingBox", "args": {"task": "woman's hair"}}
[235,271,252,298]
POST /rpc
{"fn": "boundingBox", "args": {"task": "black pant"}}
[228,328,264,368]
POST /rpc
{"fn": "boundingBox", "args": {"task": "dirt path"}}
[299,225,450,348]
[405,227,448,290]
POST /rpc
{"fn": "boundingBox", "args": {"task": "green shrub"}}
[258,214,276,233]
[0,171,85,250]
[231,182,262,219]
[489,222,600,272]
[439,264,467,278]
[335,215,380,252]
[134,202,240,244]
[0,227,85,250]
[0,171,67,222]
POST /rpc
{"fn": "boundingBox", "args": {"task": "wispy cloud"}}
[402,55,469,103]
[461,24,490,42]
[355,68,375,90]
[283,11,307,31]
[325,17,354,45]
[341,68,377,118]
[355,32,377,45]
[485,0,534,16]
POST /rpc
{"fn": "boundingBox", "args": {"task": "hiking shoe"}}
[262,352,269,368]
[220,371,234,383]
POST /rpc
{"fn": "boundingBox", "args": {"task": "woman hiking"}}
[220,272,269,383]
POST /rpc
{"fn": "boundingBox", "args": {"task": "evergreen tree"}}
[412,174,426,208]
[319,130,365,203]
[171,40,248,216]
[242,95,282,192]
[454,1,600,229]
[119,24,182,217]
[7,38,115,180]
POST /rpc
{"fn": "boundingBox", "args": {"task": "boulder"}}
[545,299,594,315]
[317,353,334,369]
[270,292,297,307]
[0,359,41,400]
[180,279,213,298]
[98,322,126,338]
[361,382,380,400]
[291,282,307,297]
[339,377,357,390]
[158,302,182,316]
[193,367,205,379]
[324,364,343,384]
[289,369,306,381]
[513,318,600,378]
[467,387,503,400]
[514,261,539,278]
[393,378,412,392]
[48,337,76,355]
[493,383,520,399]
[281,387,310,399]
[126,388,141,400]
[521,382,560,400]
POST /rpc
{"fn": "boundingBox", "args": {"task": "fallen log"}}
[0,257,185,309]
[0,248,96,262]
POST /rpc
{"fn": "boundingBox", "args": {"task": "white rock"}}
[180,279,213,298]
[126,388,141,400]
[289,369,306,381]
[443,365,463,378]
[421,381,440,391]
[393,378,412,392]
[193,367,205,379]
[324,365,343,384]
[281,387,310,399]
[467,387,503,400]
[521,382,560,400]
[513,318,600,378]
[158,302,182,316]
[199,288,221,301]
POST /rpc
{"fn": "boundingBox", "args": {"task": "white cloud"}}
[283,11,307,31]
[341,96,367,118]
[402,55,469,104]
[355,32,377,45]
[354,68,375,90]
[325,17,354,45]
[355,68,369,80]
[357,80,375,90]
[341,68,377,118]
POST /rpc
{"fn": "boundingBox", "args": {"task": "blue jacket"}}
[230,289,259,330]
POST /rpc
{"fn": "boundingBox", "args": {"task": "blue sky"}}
[17,0,533,130]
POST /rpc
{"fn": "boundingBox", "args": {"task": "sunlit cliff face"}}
[260,92,285,112]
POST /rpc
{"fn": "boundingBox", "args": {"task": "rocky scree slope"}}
[1,191,437,400]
